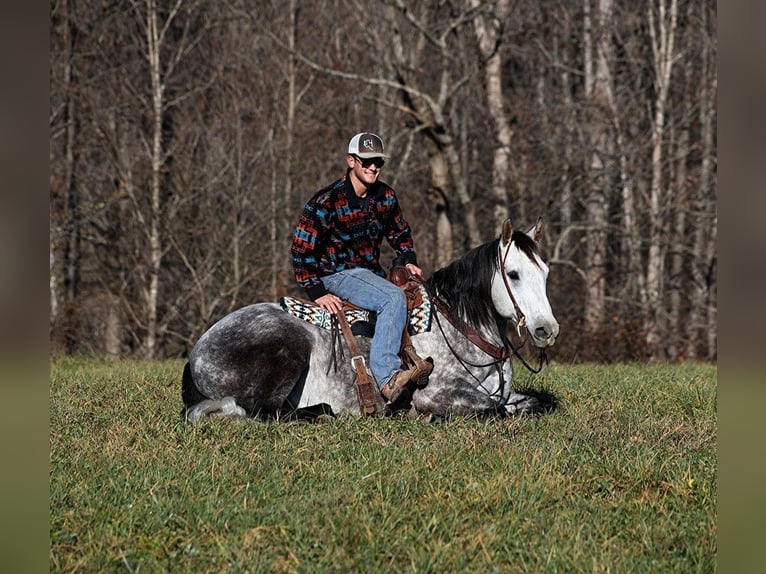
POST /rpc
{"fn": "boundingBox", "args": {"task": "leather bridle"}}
[424,237,548,386]
[496,237,549,374]
[498,236,527,338]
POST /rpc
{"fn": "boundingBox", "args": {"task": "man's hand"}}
[315,293,343,314]
[405,263,424,278]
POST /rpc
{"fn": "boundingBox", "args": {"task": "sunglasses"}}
[353,155,385,169]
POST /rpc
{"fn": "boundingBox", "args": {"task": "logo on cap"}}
[362,137,376,151]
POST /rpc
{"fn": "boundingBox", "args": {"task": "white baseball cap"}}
[347,132,389,159]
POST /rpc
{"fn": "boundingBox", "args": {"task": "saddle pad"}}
[279,286,432,336]
[406,283,432,335]
[279,296,370,332]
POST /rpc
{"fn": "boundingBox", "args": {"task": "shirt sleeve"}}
[384,190,418,267]
[291,197,331,300]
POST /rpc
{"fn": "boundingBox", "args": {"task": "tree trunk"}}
[668,120,689,360]
[104,292,122,356]
[61,0,81,353]
[704,220,717,360]
[144,0,164,359]
[645,0,679,359]
[428,149,453,269]
[272,0,298,300]
[686,2,716,360]
[557,34,574,254]
[231,104,243,309]
[582,0,613,337]
[470,0,513,232]
[50,237,59,325]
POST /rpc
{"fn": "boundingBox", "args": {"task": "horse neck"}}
[426,238,507,348]
[430,289,507,351]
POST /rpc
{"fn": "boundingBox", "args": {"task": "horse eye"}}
[508,270,519,281]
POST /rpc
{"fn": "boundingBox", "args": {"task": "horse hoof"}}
[505,394,542,416]
[185,397,246,422]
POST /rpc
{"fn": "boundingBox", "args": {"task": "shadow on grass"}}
[183,390,560,424]
[288,386,561,422]
[514,386,559,415]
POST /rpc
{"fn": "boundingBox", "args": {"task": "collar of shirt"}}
[343,177,379,210]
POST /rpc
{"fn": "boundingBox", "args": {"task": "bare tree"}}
[122,0,213,357]
[50,0,82,352]
[644,0,679,358]
[686,2,717,361]
[581,0,614,338]
[468,0,514,233]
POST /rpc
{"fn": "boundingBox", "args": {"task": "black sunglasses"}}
[353,155,385,168]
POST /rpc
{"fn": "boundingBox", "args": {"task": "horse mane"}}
[426,231,540,330]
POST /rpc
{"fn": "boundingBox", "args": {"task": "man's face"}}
[348,154,384,186]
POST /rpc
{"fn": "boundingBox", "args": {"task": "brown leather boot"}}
[380,357,434,403]
[401,345,434,388]
[380,370,411,403]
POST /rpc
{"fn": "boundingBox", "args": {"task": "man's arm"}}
[291,200,331,300]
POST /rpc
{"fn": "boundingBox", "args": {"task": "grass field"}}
[50,357,716,573]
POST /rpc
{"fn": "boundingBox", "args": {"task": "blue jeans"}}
[321,268,407,388]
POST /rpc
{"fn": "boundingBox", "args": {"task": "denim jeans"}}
[321,268,407,388]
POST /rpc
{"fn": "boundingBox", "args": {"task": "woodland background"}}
[49,0,717,363]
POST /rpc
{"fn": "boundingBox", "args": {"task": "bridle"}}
[498,238,527,338]
[496,236,548,374]
[423,236,548,401]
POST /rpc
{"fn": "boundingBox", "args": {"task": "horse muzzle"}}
[529,321,559,348]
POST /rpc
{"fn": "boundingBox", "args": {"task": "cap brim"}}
[355,152,389,159]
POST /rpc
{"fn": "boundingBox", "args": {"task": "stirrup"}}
[402,345,433,387]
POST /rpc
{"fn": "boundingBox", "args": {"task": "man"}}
[291,132,432,403]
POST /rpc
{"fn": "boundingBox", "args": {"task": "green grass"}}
[50,358,716,573]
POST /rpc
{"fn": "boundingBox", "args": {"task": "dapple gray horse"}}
[182,219,559,421]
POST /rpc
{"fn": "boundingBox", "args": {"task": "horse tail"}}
[181,361,206,410]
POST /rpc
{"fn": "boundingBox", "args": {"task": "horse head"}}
[491,219,559,348]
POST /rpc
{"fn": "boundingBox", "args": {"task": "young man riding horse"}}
[290,132,433,403]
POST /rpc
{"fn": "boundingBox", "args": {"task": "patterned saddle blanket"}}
[279,282,432,337]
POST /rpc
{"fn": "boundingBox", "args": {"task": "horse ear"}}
[501,219,513,244]
[527,218,544,243]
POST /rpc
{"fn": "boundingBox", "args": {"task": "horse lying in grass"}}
[181,219,559,421]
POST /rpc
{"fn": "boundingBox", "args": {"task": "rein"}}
[429,295,508,363]
[429,287,547,377]
[428,299,509,399]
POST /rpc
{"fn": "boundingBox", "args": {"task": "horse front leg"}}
[411,381,506,419]
[503,393,544,415]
